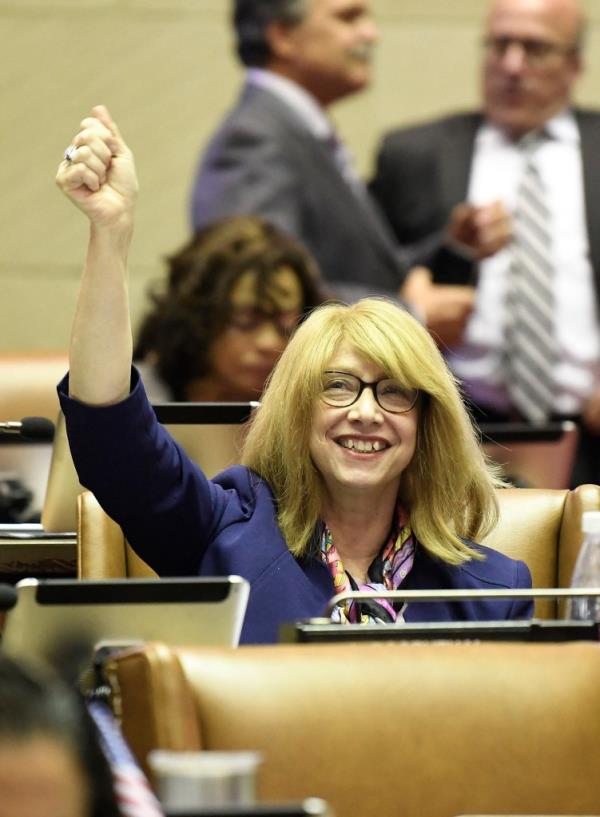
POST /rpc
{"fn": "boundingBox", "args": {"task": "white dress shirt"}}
[447,111,600,415]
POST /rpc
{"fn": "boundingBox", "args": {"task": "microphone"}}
[0,417,55,441]
[0,584,17,611]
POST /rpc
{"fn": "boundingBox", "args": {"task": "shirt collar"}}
[545,109,580,143]
[478,108,580,149]
[246,68,333,140]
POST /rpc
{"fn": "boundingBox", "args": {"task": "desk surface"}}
[0,525,76,581]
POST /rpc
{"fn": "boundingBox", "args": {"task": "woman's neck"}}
[321,490,398,583]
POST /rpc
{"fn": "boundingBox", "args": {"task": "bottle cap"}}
[582,511,600,534]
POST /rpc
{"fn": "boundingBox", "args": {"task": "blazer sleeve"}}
[57,369,243,576]
[508,558,534,620]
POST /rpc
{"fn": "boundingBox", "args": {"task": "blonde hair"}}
[242,298,501,563]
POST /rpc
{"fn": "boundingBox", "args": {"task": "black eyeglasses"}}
[321,371,419,414]
[228,307,300,337]
[483,36,576,65]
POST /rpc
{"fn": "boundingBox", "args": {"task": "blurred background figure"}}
[0,654,120,817]
[371,0,600,486]
[133,216,324,402]
[189,0,476,346]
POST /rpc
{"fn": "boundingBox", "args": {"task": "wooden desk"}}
[0,525,76,582]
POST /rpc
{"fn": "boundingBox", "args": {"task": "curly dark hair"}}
[133,216,324,400]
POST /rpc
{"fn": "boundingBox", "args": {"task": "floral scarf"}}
[320,506,415,624]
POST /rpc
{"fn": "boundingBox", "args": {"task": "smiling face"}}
[268,0,378,105]
[482,0,582,137]
[309,343,419,509]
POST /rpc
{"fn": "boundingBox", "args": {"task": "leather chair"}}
[78,485,600,617]
[78,491,157,579]
[104,639,600,817]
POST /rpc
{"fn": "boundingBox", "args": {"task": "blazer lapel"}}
[439,112,482,211]
[251,86,401,274]
[576,109,600,305]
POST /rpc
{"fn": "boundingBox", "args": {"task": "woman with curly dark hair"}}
[133,216,325,401]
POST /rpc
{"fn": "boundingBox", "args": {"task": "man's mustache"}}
[493,78,532,93]
[349,43,375,62]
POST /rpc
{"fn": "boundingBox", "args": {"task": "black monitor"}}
[282,618,599,644]
[478,420,578,488]
[2,576,250,667]
[164,802,331,817]
[281,588,600,644]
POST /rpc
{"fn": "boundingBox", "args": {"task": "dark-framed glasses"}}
[321,371,419,414]
[482,35,577,65]
[228,306,300,337]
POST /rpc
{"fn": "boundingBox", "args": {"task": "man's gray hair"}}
[233,0,309,67]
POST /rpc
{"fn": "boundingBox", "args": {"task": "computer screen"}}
[2,576,250,666]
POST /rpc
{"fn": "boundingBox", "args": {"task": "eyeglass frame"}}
[482,35,578,66]
[227,306,301,337]
[320,370,420,414]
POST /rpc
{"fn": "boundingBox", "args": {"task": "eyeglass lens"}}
[229,307,299,336]
[322,372,418,413]
[484,36,572,63]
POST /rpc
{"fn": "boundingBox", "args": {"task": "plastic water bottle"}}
[568,510,600,620]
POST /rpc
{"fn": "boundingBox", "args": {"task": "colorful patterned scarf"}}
[320,506,415,624]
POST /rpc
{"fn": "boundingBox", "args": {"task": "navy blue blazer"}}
[58,371,533,644]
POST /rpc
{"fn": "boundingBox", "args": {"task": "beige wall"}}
[1,0,599,351]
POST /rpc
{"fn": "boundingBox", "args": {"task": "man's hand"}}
[55,105,138,230]
[448,200,512,260]
[401,267,475,348]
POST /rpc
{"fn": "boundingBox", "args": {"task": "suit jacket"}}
[190,83,409,301]
[370,108,600,297]
[58,369,533,645]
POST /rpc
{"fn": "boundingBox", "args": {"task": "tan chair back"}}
[105,640,600,817]
[481,484,600,616]
[78,486,600,617]
[77,491,156,578]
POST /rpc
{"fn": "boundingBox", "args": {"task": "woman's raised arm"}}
[56,105,138,405]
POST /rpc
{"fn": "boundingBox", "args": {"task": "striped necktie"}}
[504,132,557,424]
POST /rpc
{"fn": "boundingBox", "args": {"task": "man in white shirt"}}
[190,0,480,347]
[371,0,600,485]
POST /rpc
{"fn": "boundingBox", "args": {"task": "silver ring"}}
[63,144,78,163]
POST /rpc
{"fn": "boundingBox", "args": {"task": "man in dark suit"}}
[190,0,476,346]
[371,0,600,486]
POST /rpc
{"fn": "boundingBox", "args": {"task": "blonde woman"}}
[56,107,532,644]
